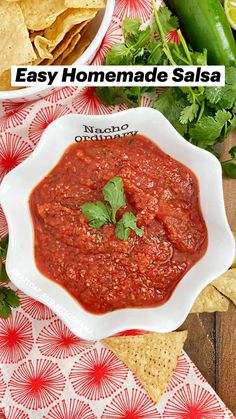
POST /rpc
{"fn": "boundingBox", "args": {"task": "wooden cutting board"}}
[180,129,236,414]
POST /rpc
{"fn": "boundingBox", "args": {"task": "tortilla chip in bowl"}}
[0,0,115,105]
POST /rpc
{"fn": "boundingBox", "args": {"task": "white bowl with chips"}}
[0,0,115,106]
[1,108,235,340]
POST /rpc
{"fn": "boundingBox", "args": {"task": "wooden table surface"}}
[179,131,236,415]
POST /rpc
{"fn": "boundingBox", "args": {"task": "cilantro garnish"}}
[103,176,126,223]
[0,234,20,319]
[116,212,144,241]
[96,4,236,178]
[80,177,144,241]
[80,201,111,229]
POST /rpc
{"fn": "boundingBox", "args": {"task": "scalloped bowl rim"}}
[0,108,235,339]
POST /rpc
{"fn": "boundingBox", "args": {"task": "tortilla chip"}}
[0,70,14,91]
[34,8,96,58]
[29,30,44,42]
[190,284,229,313]
[212,269,236,305]
[65,0,105,8]
[34,36,54,59]
[0,1,36,75]
[19,0,67,31]
[61,35,90,64]
[35,21,88,64]
[43,8,95,46]
[41,23,84,65]
[0,69,26,91]
[54,32,82,65]
[0,50,44,91]
[102,331,187,404]
[232,231,236,268]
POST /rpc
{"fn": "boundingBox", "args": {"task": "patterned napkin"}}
[0,304,234,418]
[0,1,235,417]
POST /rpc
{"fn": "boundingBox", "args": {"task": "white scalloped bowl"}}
[0,108,235,339]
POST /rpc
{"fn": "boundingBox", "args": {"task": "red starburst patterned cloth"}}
[0,306,234,419]
[0,1,235,418]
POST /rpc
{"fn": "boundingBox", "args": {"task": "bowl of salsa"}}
[0,108,235,339]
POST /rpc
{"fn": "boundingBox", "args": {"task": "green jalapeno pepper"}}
[165,0,236,66]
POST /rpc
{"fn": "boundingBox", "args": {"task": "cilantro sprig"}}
[103,177,126,223]
[222,146,236,178]
[0,234,9,279]
[96,5,236,178]
[80,177,144,241]
[0,288,20,319]
[80,201,111,229]
[0,234,20,319]
[116,212,144,241]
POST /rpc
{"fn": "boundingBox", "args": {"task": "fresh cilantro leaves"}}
[230,146,236,159]
[0,288,20,319]
[80,201,111,229]
[105,17,153,67]
[81,177,127,228]
[155,5,179,35]
[180,103,199,125]
[80,177,144,240]
[116,212,144,240]
[95,17,158,107]
[154,87,188,136]
[205,67,236,109]
[222,162,236,178]
[155,68,236,152]
[0,265,9,283]
[0,234,9,282]
[96,86,149,108]
[96,5,236,178]
[103,177,126,223]
[222,146,236,179]
[106,44,133,65]
[189,110,232,147]
[122,17,142,37]
[0,234,20,319]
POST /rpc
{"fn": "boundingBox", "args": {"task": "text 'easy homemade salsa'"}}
[30,135,208,314]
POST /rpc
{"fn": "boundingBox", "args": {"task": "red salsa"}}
[30,135,208,314]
